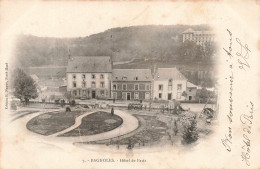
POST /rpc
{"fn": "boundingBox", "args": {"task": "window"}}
[73,90,77,96]
[82,81,86,88]
[113,84,117,90]
[82,74,86,79]
[100,74,104,79]
[123,84,127,90]
[158,84,163,91]
[91,82,96,88]
[159,93,162,99]
[134,84,139,90]
[145,92,150,99]
[73,82,77,88]
[146,84,150,91]
[135,76,138,80]
[100,90,105,96]
[189,89,192,92]
[177,84,182,91]
[177,92,181,99]
[100,82,105,88]
[168,79,173,91]
[134,92,139,99]
[168,86,173,91]
[92,74,95,79]
[73,74,76,79]
[168,93,172,100]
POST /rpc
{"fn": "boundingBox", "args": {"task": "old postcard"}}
[0,0,259,169]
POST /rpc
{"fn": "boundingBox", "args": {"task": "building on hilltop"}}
[182,28,215,46]
[66,56,112,99]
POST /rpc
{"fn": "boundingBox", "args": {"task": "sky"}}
[1,1,221,38]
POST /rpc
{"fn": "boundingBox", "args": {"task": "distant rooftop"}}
[112,69,152,81]
[67,56,112,73]
[187,81,197,88]
[183,28,213,34]
[182,28,195,33]
[154,68,187,81]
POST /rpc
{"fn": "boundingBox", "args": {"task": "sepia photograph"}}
[0,1,259,169]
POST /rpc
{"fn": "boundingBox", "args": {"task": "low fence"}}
[13,99,213,114]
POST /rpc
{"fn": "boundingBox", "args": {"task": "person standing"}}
[111,107,114,116]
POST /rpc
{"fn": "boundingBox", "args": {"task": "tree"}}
[177,41,204,61]
[204,42,218,61]
[173,119,178,136]
[64,91,72,102]
[195,87,209,103]
[182,119,199,144]
[13,68,38,104]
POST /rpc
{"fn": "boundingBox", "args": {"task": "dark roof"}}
[154,68,187,80]
[67,56,112,73]
[112,69,152,81]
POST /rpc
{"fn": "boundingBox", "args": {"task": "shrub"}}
[182,119,199,144]
[70,100,76,106]
[66,106,71,112]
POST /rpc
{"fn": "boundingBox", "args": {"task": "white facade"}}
[153,79,187,101]
[67,72,111,98]
[182,29,215,46]
[67,73,110,90]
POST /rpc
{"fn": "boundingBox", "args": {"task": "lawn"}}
[26,110,86,136]
[83,111,215,148]
[86,114,168,147]
[58,111,123,137]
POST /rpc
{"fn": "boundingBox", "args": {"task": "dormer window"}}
[122,76,127,80]
[135,76,138,80]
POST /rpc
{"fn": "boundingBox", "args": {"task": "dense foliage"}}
[14,25,213,67]
[13,68,38,104]
[182,119,199,144]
